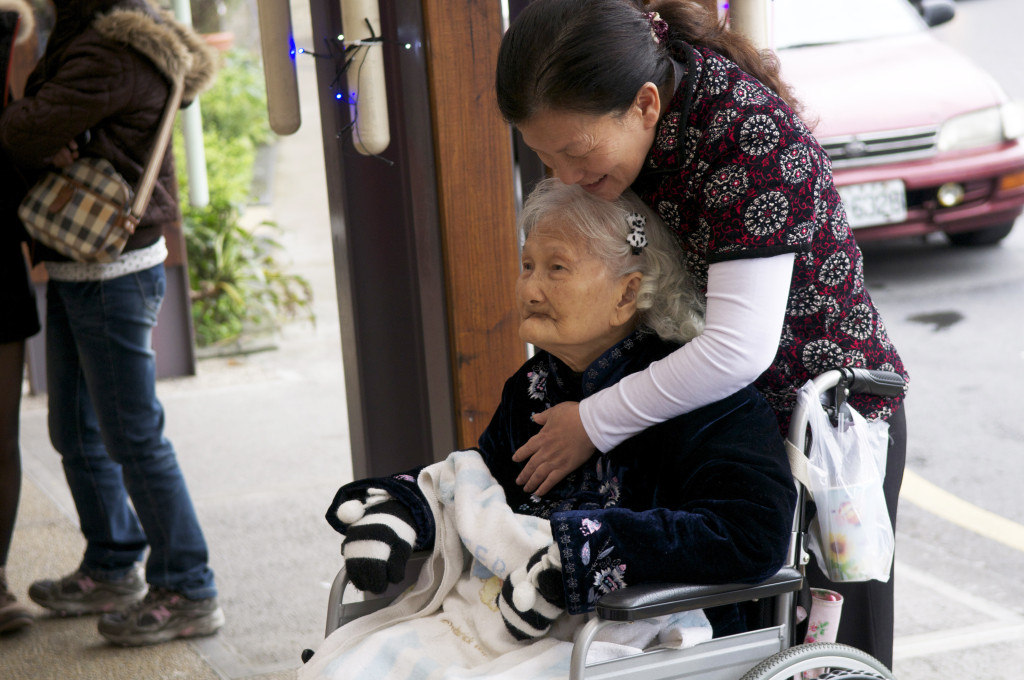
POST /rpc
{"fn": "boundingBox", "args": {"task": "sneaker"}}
[0,590,33,633]
[98,587,224,646]
[0,568,33,633]
[28,567,146,616]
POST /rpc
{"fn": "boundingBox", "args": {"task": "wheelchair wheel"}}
[739,642,894,680]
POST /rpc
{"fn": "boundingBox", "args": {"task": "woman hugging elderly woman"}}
[299,179,795,680]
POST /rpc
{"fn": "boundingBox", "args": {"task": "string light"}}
[292,18,397,165]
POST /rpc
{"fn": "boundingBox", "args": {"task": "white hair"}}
[518,178,704,343]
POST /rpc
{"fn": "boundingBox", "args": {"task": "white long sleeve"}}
[579,253,795,452]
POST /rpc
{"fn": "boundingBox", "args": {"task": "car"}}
[773,0,1024,245]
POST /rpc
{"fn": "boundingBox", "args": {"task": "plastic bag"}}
[797,380,894,583]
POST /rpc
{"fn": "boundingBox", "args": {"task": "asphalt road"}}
[860,0,1024,674]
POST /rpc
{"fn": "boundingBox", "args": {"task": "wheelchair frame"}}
[321,367,905,680]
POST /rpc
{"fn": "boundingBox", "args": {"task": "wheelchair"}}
[318,367,906,680]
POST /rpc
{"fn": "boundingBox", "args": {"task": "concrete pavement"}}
[1,5,351,678]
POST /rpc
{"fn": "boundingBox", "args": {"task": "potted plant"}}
[175,48,314,354]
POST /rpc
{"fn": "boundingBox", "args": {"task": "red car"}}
[774,0,1024,245]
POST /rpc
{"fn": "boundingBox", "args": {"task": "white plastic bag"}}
[797,380,894,583]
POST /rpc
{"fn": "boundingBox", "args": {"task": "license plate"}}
[838,180,907,229]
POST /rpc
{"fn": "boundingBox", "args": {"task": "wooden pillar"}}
[421,0,524,448]
[308,0,522,477]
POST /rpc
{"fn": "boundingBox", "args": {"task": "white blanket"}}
[299,450,712,680]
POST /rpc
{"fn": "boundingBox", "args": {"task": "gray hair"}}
[518,178,704,344]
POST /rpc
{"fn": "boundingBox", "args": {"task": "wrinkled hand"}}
[337,488,418,594]
[513,401,595,496]
[48,141,78,169]
[496,543,565,641]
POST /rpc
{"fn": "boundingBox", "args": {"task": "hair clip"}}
[626,213,648,255]
[645,11,669,45]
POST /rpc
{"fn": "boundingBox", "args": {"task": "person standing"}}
[0,0,222,645]
[495,0,908,668]
[0,0,40,635]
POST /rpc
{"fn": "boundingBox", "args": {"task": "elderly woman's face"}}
[517,222,639,372]
[517,84,662,202]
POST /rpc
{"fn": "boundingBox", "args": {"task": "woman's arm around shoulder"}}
[514,253,796,497]
[580,253,794,451]
[549,386,797,613]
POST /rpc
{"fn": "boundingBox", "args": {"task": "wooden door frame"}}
[421,0,524,448]
[309,0,522,478]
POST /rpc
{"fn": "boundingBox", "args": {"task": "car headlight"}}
[1002,102,1024,140]
[937,104,1024,151]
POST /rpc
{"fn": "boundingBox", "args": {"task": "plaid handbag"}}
[18,157,139,263]
[17,76,184,263]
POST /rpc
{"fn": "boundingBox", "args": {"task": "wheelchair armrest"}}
[593,567,803,622]
[325,549,432,636]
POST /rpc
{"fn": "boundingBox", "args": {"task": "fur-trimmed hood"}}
[0,0,221,260]
[0,0,34,43]
[93,4,217,101]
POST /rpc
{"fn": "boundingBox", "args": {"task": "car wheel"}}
[945,222,1015,247]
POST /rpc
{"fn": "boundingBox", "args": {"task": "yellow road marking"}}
[901,469,1024,553]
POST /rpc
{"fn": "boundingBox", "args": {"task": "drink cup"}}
[803,588,843,679]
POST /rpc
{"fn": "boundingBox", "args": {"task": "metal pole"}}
[171,0,211,207]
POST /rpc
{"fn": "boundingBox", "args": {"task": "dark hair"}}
[496,0,801,125]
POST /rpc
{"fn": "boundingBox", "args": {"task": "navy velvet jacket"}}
[328,330,797,625]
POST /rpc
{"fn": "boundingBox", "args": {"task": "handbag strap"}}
[786,439,811,497]
[129,75,185,220]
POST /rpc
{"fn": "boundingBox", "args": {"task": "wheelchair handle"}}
[822,368,905,427]
[785,367,906,478]
[841,367,906,398]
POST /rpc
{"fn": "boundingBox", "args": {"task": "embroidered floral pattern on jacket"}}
[738,114,781,156]
[515,452,622,520]
[633,45,907,429]
[558,517,629,607]
[526,365,549,403]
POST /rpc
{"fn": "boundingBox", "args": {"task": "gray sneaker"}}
[28,567,146,615]
[0,567,33,633]
[98,587,224,646]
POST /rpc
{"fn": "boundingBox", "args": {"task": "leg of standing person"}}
[805,405,907,669]
[28,274,150,615]
[0,237,41,632]
[0,340,34,632]
[36,264,222,644]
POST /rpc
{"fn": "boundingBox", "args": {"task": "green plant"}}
[175,49,314,348]
[185,197,313,347]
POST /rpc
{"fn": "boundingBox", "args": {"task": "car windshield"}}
[771,0,927,50]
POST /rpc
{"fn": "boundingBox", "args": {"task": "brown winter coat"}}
[0,0,217,262]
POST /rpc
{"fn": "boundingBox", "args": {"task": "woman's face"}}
[516,221,640,372]
[517,84,662,202]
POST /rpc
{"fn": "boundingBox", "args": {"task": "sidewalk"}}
[1,7,351,678]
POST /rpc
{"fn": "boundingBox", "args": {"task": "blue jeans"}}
[46,264,216,599]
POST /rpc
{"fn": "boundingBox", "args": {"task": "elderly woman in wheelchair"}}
[299,178,801,680]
